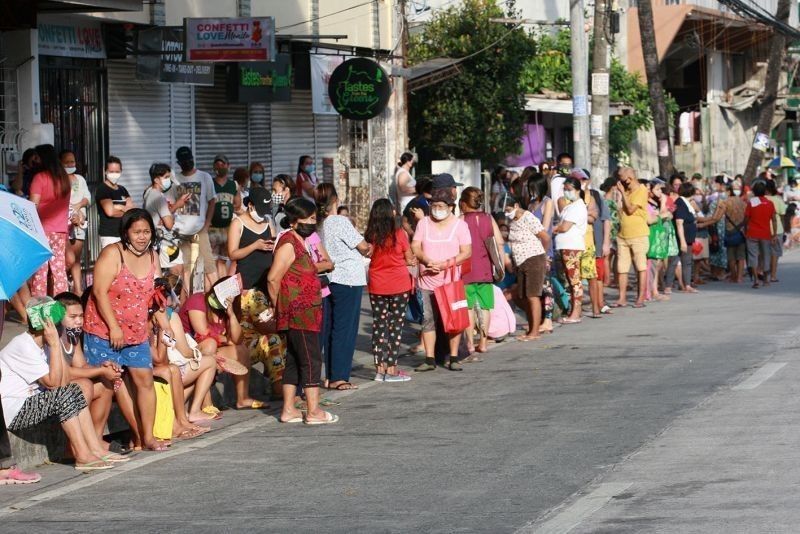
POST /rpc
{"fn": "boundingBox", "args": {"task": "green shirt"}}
[211,179,237,228]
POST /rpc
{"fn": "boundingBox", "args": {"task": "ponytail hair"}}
[398,152,414,167]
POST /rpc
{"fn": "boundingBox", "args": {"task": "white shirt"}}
[69,174,91,223]
[394,167,417,212]
[0,333,49,424]
[551,175,566,216]
[172,169,217,236]
[555,199,588,251]
[322,215,367,286]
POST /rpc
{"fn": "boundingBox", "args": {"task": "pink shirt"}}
[305,232,331,298]
[412,216,471,291]
[30,172,69,234]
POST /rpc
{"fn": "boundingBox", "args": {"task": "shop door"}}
[40,56,107,188]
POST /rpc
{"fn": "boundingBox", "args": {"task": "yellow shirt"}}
[619,185,649,239]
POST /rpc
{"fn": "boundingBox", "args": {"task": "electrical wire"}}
[276,0,376,31]
[717,0,800,39]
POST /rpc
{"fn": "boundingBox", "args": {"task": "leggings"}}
[30,232,69,297]
[370,292,409,366]
[665,250,692,288]
[8,383,87,431]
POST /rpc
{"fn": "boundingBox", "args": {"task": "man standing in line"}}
[172,146,217,294]
[612,167,650,308]
[208,154,241,280]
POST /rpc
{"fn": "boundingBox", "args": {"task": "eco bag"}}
[647,217,669,259]
[433,263,470,334]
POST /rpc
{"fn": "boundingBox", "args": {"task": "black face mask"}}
[295,222,316,238]
[65,326,83,344]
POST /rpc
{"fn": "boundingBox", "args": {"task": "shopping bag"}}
[153,378,175,440]
[647,217,669,260]
[487,285,515,339]
[433,265,470,334]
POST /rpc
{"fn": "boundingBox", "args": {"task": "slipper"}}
[235,400,268,410]
[202,405,222,417]
[517,334,541,341]
[189,412,221,423]
[329,382,358,391]
[173,427,206,441]
[101,454,131,463]
[217,357,248,376]
[770,279,779,283]
[143,444,169,452]
[587,313,603,319]
[279,416,304,424]
[600,305,614,315]
[0,467,41,485]
[558,318,582,324]
[304,411,340,425]
[631,303,646,308]
[608,303,626,308]
[462,354,483,363]
[319,398,341,407]
[75,460,115,471]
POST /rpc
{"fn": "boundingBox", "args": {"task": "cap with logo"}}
[245,187,272,218]
[432,173,463,190]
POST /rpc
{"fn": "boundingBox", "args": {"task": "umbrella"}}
[0,192,52,300]
[767,156,799,169]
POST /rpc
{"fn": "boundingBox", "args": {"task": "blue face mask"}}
[251,172,264,184]
[304,164,315,174]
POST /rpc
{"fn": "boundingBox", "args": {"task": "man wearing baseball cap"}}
[431,173,463,207]
[172,146,218,294]
[209,154,241,280]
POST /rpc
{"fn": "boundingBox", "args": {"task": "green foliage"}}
[408,0,537,167]
[519,29,678,159]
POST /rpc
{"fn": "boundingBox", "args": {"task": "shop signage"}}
[311,55,345,115]
[226,54,291,103]
[184,17,275,62]
[327,58,391,120]
[38,20,105,59]
[136,28,214,86]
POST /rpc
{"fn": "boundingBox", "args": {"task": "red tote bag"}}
[434,264,470,334]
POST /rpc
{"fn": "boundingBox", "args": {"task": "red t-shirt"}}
[368,228,412,295]
[29,171,69,233]
[744,196,775,240]
[179,292,226,340]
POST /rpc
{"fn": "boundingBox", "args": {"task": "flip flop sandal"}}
[280,416,304,423]
[631,303,646,308]
[173,428,206,441]
[462,355,483,363]
[330,382,358,391]
[235,400,268,410]
[608,303,626,308]
[319,398,340,407]
[202,405,222,416]
[75,460,115,471]
[304,411,340,425]
[101,454,131,463]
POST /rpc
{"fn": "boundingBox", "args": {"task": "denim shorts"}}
[84,333,153,369]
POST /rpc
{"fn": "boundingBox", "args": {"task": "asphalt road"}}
[2,253,800,533]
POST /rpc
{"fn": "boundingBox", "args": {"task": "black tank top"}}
[237,218,274,290]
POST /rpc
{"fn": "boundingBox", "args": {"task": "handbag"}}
[433,263,470,334]
[647,217,669,260]
[152,378,175,440]
[723,213,746,247]
[167,333,202,370]
[479,214,505,282]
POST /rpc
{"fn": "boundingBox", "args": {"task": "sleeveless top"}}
[395,167,417,212]
[461,212,494,284]
[84,246,156,345]
[234,215,274,290]
[276,232,322,332]
[531,196,554,258]
[211,179,238,228]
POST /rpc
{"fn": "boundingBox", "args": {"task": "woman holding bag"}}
[459,187,504,355]
[411,189,472,372]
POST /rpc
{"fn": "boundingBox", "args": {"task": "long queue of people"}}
[0,146,793,484]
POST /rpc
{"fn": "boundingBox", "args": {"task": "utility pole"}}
[637,0,674,178]
[571,0,591,170]
[743,0,791,183]
[590,0,610,185]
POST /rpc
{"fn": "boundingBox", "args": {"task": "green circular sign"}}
[328,58,391,120]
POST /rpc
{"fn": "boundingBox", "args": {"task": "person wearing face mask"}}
[553,177,588,323]
[84,209,173,452]
[698,176,730,281]
[316,184,373,389]
[411,189,472,372]
[60,150,90,295]
[549,152,574,217]
[248,162,266,188]
[505,196,550,340]
[271,174,293,228]
[267,198,338,425]
[54,292,118,442]
[612,167,651,308]
[227,188,285,399]
[95,155,134,249]
[27,144,71,298]
[172,146,218,295]
[209,154,242,280]
[393,152,417,211]
[295,155,318,201]
[701,180,747,283]
[143,163,190,277]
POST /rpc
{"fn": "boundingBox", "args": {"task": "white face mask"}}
[107,172,122,184]
[564,190,578,201]
[250,208,265,223]
[732,189,741,197]
[64,166,77,175]
[431,208,450,221]
[504,208,516,218]
[160,177,172,192]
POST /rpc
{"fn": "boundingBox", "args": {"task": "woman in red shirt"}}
[365,199,416,382]
[744,180,777,288]
[28,144,71,297]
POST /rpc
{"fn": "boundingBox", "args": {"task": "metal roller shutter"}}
[313,113,341,184]
[248,102,271,177]
[270,90,315,179]
[107,60,172,202]
[194,66,249,173]
[170,84,193,163]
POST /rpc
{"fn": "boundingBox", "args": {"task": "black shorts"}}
[283,329,323,388]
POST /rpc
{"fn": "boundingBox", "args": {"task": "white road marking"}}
[0,415,275,517]
[732,362,787,391]
[516,482,632,534]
